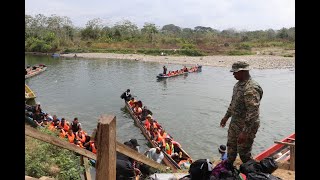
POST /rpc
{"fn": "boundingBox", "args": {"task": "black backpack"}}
[247,172,282,180]
[259,157,278,174]
[188,159,213,180]
[239,159,262,176]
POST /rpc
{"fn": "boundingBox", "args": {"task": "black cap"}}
[129,139,140,147]
[127,89,130,92]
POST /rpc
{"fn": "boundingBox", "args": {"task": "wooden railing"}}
[25,114,169,180]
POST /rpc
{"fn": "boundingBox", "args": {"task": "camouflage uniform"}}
[224,61,263,164]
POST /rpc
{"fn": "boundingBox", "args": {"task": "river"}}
[25,54,295,161]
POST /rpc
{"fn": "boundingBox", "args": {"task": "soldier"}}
[220,61,263,165]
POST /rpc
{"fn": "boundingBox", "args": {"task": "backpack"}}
[239,159,262,176]
[247,172,282,180]
[259,157,278,174]
[188,159,213,180]
[211,160,242,180]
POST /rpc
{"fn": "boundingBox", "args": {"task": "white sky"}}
[25,0,295,31]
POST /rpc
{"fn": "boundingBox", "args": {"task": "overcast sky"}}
[25,0,295,31]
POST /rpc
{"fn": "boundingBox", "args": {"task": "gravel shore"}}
[60,53,295,69]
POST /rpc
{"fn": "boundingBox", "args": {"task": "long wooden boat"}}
[254,133,295,163]
[124,100,192,171]
[25,84,36,99]
[25,64,47,79]
[157,65,202,79]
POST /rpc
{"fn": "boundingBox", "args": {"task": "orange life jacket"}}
[144,120,151,131]
[59,129,66,138]
[90,142,97,154]
[59,121,70,132]
[76,132,86,143]
[48,122,56,131]
[67,133,75,143]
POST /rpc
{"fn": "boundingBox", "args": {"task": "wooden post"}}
[81,156,92,180]
[95,115,116,180]
[289,146,295,171]
[274,140,295,171]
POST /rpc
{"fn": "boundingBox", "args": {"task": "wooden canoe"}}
[254,133,295,162]
[25,65,47,79]
[157,65,202,79]
[124,100,192,171]
[25,84,36,99]
[241,133,295,180]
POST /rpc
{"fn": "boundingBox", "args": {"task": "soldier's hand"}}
[220,117,228,127]
[238,132,247,144]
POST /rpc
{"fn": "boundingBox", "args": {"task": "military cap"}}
[230,61,250,72]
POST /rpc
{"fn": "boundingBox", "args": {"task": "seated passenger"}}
[58,118,70,132]
[66,129,75,144]
[128,97,136,107]
[76,130,86,144]
[133,106,142,119]
[141,106,153,121]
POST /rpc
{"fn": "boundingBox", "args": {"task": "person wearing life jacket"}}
[149,118,161,131]
[66,129,75,144]
[157,129,167,147]
[76,130,86,144]
[70,117,82,134]
[128,97,136,107]
[133,101,143,119]
[89,140,97,154]
[141,106,153,121]
[165,137,179,159]
[74,139,84,148]
[144,114,152,132]
[59,128,67,139]
[58,118,70,132]
[47,121,56,131]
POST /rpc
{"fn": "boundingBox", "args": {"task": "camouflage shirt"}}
[224,77,263,134]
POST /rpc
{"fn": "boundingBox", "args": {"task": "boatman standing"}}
[121,89,132,101]
[163,65,167,75]
[219,61,263,165]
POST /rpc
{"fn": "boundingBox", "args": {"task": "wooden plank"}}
[25,124,168,171]
[81,156,92,180]
[116,141,168,171]
[95,115,117,180]
[25,125,97,160]
[274,141,295,147]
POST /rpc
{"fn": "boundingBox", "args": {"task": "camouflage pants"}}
[227,117,260,164]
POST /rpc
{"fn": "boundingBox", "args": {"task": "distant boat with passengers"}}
[157,65,202,79]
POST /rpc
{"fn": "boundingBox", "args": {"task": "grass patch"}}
[227,50,255,56]
[25,127,83,180]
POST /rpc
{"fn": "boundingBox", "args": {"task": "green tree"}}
[81,18,103,40]
[141,22,159,43]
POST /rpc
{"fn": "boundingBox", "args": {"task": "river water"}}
[25,54,295,161]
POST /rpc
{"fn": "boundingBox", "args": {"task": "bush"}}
[227,50,254,56]
[181,43,196,49]
[25,128,83,180]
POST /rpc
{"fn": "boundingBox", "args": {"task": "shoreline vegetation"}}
[25,14,295,68]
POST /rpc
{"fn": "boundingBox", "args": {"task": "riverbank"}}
[60,53,295,69]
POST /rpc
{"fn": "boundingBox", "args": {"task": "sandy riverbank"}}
[60,53,295,69]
